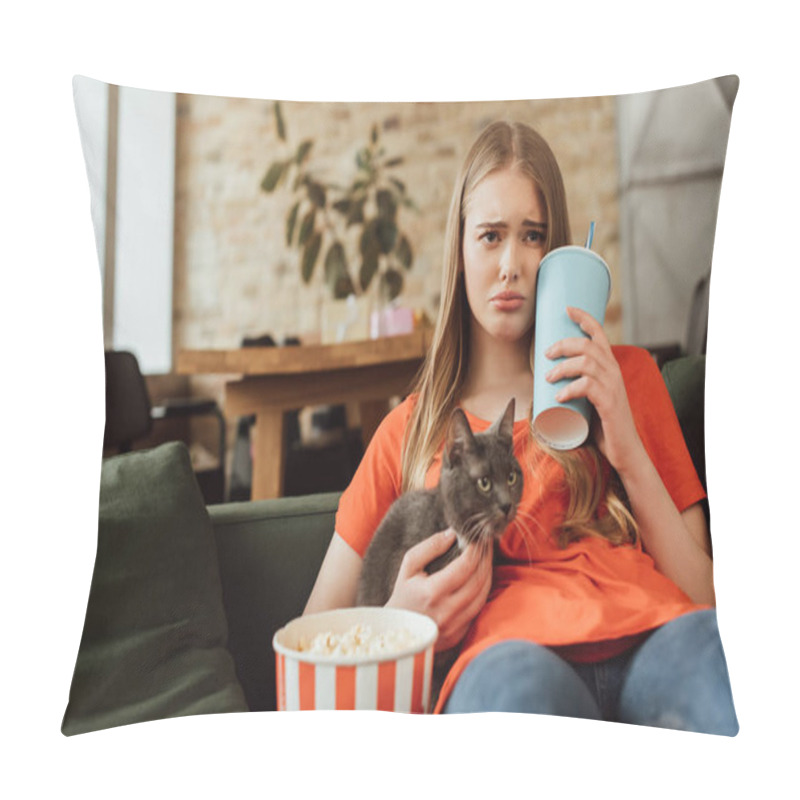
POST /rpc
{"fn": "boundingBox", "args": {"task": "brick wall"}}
[172,93,622,474]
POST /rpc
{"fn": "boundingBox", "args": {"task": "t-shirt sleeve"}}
[616,346,706,512]
[334,397,414,558]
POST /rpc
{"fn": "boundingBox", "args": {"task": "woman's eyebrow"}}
[475,220,547,229]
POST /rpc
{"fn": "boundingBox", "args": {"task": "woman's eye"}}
[525,230,544,244]
[480,230,499,244]
[508,471,518,486]
[477,476,492,493]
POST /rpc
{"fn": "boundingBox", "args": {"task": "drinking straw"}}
[585,221,596,249]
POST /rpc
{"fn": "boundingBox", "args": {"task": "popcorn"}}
[297,623,420,657]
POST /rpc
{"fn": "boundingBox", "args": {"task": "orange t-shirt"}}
[335,345,708,712]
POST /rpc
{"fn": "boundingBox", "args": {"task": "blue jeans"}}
[443,609,738,736]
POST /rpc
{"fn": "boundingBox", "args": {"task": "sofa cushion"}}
[210,493,338,712]
[661,355,707,490]
[661,354,710,530]
[62,441,248,735]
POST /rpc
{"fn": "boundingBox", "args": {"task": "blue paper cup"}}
[532,246,611,449]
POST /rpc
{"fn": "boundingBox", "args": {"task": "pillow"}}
[661,355,708,492]
[71,75,738,734]
[62,442,248,735]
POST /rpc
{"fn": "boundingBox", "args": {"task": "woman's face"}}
[461,167,547,345]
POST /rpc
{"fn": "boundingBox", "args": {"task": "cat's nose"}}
[500,503,511,517]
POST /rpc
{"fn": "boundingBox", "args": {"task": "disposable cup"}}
[532,245,611,449]
[273,607,438,712]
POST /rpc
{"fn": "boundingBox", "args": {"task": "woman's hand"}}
[544,307,716,603]
[544,306,645,476]
[385,528,493,652]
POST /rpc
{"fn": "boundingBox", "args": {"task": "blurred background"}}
[73,75,737,500]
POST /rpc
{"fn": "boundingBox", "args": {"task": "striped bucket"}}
[273,607,438,712]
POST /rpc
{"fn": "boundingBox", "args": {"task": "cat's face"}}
[440,398,523,544]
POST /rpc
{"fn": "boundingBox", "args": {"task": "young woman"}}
[304,121,738,734]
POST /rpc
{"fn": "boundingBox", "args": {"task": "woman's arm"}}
[615,455,715,606]
[303,528,493,651]
[546,306,715,606]
[303,532,362,615]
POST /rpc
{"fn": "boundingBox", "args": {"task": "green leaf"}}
[324,241,348,286]
[333,274,356,300]
[359,248,379,292]
[274,102,286,142]
[260,161,285,193]
[389,176,406,194]
[286,201,300,246]
[381,268,404,301]
[370,124,379,144]
[298,208,316,246]
[376,189,397,221]
[295,139,313,165]
[346,197,366,226]
[360,221,381,259]
[306,181,326,208]
[301,232,322,283]
[395,234,413,269]
[375,217,398,254]
[356,147,374,172]
[384,156,404,168]
[332,198,352,216]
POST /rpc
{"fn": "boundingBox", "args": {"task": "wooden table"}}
[177,329,431,500]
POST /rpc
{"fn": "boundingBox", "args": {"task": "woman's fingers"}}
[566,305,609,346]
[545,335,591,359]
[394,536,493,652]
[433,545,493,648]
[546,307,610,359]
[552,375,591,403]
[448,550,492,618]
[426,539,483,596]
[546,353,599,382]
[398,527,457,578]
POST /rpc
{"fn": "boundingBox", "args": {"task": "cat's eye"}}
[508,471,518,486]
[477,476,492,493]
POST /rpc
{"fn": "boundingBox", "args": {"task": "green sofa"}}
[209,492,338,712]
[62,355,707,735]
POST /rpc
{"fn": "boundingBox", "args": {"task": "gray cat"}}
[355,398,523,704]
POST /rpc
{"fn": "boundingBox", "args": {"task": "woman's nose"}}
[499,240,520,283]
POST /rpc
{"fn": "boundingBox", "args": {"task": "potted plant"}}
[261,102,418,340]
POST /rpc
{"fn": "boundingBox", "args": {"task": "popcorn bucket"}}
[272,607,438,712]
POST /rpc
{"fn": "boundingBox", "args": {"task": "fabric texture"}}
[335,345,709,712]
[442,609,738,735]
[662,355,708,510]
[62,441,248,736]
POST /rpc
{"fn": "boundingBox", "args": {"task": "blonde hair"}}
[401,120,637,549]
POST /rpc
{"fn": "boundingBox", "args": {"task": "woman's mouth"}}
[491,291,525,311]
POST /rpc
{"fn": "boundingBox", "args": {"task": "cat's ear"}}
[487,397,516,446]
[444,408,476,467]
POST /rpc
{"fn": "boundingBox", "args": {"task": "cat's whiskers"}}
[511,514,537,565]
[515,507,546,535]
[459,511,490,544]
[514,508,548,561]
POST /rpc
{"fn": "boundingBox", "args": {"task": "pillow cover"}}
[70,74,738,734]
[62,442,248,735]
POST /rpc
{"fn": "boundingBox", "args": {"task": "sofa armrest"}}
[208,492,339,711]
[661,354,710,528]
